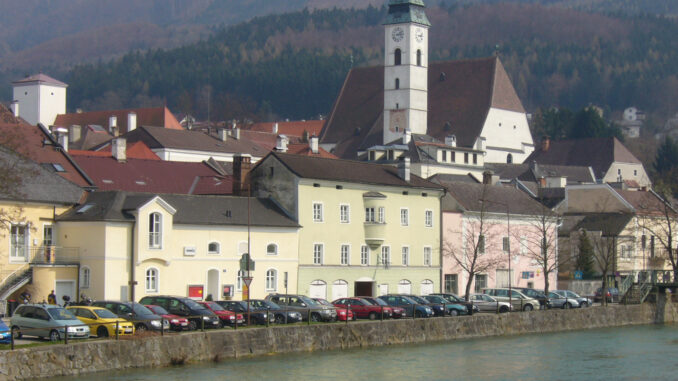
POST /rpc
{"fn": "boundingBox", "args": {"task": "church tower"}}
[383,0,430,145]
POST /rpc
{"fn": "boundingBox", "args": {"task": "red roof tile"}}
[245,120,324,137]
[69,141,160,160]
[286,143,337,158]
[53,106,182,135]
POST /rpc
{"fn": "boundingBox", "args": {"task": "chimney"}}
[111,137,126,163]
[310,135,319,154]
[541,136,550,152]
[69,125,82,143]
[76,108,83,114]
[232,127,240,140]
[233,154,252,196]
[445,135,457,147]
[232,120,237,129]
[56,127,68,152]
[109,116,117,133]
[127,112,137,132]
[10,100,19,118]
[403,129,412,145]
[218,128,228,142]
[276,134,289,152]
[482,170,499,185]
[398,157,411,182]
[272,122,279,134]
[111,125,119,137]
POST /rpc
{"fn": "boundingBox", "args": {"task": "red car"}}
[333,297,394,320]
[198,301,245,327]
[359,296,405,319]
[313,298,355,321]
[145,304,191,331]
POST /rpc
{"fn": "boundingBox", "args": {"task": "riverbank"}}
[2,298,677,381]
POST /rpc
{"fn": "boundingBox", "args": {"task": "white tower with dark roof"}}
[12,74,67,126]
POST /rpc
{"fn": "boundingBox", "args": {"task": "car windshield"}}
[183,299,207,310]
[131,303,154,315]
[299,296,317,306]
[366,298,388,306]
[147,305,169,315]
[553,291,567,297]
[442,294,462,302]
[315,299,332,306]
[408,295,427,304]
[425,295,445,303]
[94,309,118,319]
[48,308,76,320]
[255,300,280,310]
[206,302,225,311]
[548,292,560,298]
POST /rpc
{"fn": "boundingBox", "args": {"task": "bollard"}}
[161,319,164,336]
[380,305,384,321]
[345,305,349,325]
[10,328,14,350]
[64,325,69,344]
[266,307,270,327]
[115,321,119,340]
[413,304,417,319]
[234,316,238,330]
[201,317,205,332]
[307,308,311,325]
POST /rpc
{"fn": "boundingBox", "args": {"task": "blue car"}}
[0,320,10,344]
[378,295,434,318]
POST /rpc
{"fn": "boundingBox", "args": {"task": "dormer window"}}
[442,151,447,162]
[507,153,513,164]
[149,212,162,249]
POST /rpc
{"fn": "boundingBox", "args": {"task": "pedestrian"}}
[47,290,56,305]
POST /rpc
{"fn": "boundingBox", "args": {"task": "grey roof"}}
[58,191,299,228]
[486,163,595,185]
[429,173,479,184]
[573,213,634,236]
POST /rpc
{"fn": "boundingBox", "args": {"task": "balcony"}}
[364,222,386,249]
[9,246,80,265]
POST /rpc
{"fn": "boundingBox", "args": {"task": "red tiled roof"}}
[286,143,337,158]
[69,141,160,160]
[245,120,324,137]
[53,106,182,135]
[71,156,232,195]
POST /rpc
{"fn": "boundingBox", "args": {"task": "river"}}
[54,324,678,381]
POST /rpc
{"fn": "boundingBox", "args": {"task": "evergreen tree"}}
[576,231,596,279]
[653,137,678,175]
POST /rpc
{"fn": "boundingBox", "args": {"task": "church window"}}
[395,78,400,89]
[417,50,422,66]
[395,49,402,66]
[473,154,478,164]
[507,154,513,164]
[442,151,447,162]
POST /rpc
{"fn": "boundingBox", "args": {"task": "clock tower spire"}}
[383,0,430,145]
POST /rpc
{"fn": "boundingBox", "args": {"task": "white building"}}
[12,74,67,127]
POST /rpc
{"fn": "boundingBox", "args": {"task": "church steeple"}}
[383,0,430,145]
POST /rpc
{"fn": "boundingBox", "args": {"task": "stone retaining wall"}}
[1,298,676,381]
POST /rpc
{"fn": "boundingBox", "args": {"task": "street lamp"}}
[480,198,512,307]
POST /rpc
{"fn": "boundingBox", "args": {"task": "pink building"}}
[433,178,559,298]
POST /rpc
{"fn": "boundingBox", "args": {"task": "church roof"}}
[320,56,525,159]
[384,0,431,26]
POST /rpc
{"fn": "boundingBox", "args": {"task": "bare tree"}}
[582,227,633,306]
[634,189,678,281]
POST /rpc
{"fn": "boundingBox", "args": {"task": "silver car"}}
[551,290,592,308]
[10,304,90,341]
[483,288,540,311]
[547,292,580,309]
[469,293,513,313]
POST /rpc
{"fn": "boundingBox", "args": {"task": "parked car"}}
[513,287,551,309]
[429,293,479,314]
[547,292,580,309]
[0,320,12,344]
[137,296,220,330]
[265,294,337,322]
[216,300,273,325]
[92,301,170,332]
[144,305,191,331]
[10,304,90,341]
[405,295,445,316]
[468,293,513,313]
[67,306,135,337]
[594,287,621,303]
[421,295,468,316]
[333,297,394,320]
[359,296,405,318]
[378,295,434,318]
[198,301,245,327]
[314,298,354,321]
[551,290,592,308]
[249,299,303,324]
[483,288,540,311]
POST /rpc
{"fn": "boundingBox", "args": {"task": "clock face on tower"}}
[391,27,405,42]
[415,28,424,42]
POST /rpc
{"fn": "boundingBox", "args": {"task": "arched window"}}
[149,212,162,248]
[266,269,277,291]
[80,266,91,289]
[145,268,158,292]
[395,78,400,89]
[267,243,278,256]
[417,49,422,66]
[394,49,402,66]
[208,242,220,254]
[507,153,513,164]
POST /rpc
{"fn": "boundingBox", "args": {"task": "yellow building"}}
[57,191,300,302]
[251,152,444,299]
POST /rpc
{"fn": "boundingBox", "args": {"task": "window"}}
[149,212,162,248]
[208,242,220,254]
[395,78,400,89]
[451,152,455,162]
[520,237,527,255]
[442,150,447,162]
[341,244,350,265]
[464,153,469,164]
[361,245,369,266]
[365,207,375,222]
[473,154,478,164]
[378,207,385,223]
[314,244,324,265]
[313,203,323,222]
[634,169,638,176]
[395,48,402,65]
[478,234,485,254]
[402,246,409,266]
[236,270,244,291]
[267,244,278,256]
[80,267,91,289]
[503,237,510,253]
[475,274,487,293]
[424,247,432,266]
[43,225,53,246]
[340,204,350,223]
[266,269,277,291]
[416,49,422,66]
[444,274,458,294]
[641,235,647,250]
[425,210,433,227]
[145,268,158,292]
[381,246,391,266]
[400,208,409,226]
[651,236,655,257]
[10,224,28,260]
[507,153,513,164]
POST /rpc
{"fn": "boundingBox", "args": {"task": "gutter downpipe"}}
[130,220,136,302]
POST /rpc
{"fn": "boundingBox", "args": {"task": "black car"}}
[249,299,303,324]
[430,293,480,314]
[405,294,446,316]
[91,301,170,332]
[216,300,274,325]
[138,295,220,329]
[513,288,551,309]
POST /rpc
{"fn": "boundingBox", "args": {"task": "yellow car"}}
[67,306,135,338]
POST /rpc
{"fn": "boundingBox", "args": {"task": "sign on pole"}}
[242,277,253,300]
[240,253,255,272]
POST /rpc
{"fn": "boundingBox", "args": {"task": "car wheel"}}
[188,321,197,331]
[580,302,588,308]
[275,314,286,324]
[135,323,147,333]
[523,304,534,312]
[368,312,377,320]
[499,306,509,313]
[449,309,459,316]
[563,302,571,309]
[11,326,22,339]
[49,329,60,342]
[97,326,109,338]
[310,313,321,322]
[415,310,423,318]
